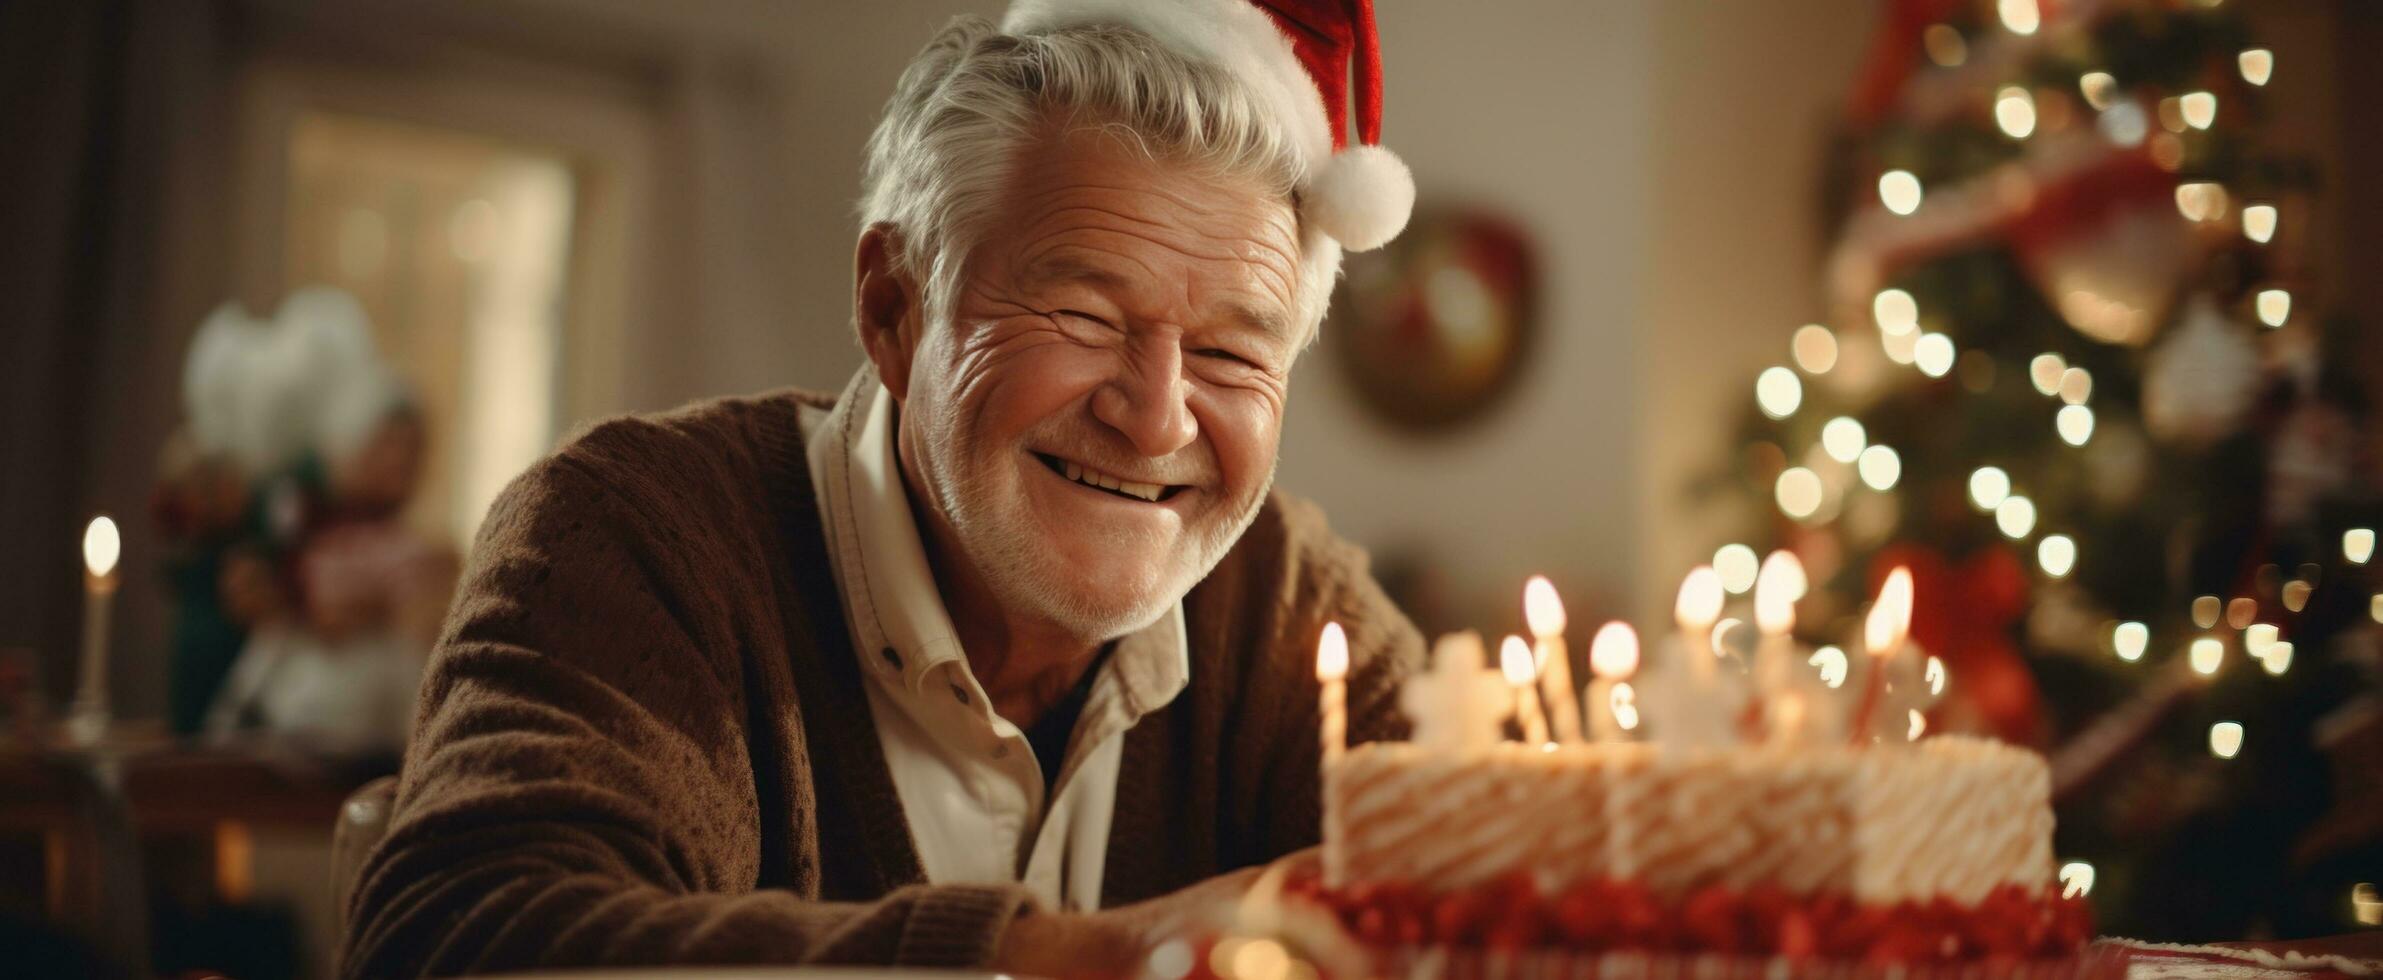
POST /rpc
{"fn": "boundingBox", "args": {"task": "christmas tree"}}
[1702,0,2381,940]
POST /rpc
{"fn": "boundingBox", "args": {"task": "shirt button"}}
[878,647,902,671]
[949,682,971,706]
[991,743,1011,760]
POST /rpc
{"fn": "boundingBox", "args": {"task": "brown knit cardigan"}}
[340,387,1419,978]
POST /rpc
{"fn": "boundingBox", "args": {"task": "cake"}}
[1292,737,2094,973]
[1281,566,2100,975]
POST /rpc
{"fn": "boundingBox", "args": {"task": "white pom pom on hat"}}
[1002,0,1414,252]
[1307,143,1414,252]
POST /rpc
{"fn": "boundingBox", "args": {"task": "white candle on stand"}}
[1587,622,1640,743]
[1852,567,1914,744]
[1316,622,1349,763]
[1499,635,1551,746]
[1523,576,1583,743]
[1674,566,1725,681]
[70,516,122,746]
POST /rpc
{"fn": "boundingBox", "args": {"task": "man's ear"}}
[854,222,920,402]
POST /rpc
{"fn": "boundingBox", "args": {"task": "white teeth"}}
[1055,457,1166,502]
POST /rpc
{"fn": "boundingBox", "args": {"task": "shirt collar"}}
[807,368,1189,708]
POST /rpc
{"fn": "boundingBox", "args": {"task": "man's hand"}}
[991,849,1318,978]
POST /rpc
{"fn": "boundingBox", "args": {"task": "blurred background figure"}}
[173,287,453,764]
[1,0,2378,977]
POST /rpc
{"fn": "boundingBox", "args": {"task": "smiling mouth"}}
[1034,453,1188,503]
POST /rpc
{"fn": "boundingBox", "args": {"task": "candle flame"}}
[1611,681,1639,731]
[1499,634,1538,685]
[83,516,121,578]
[1809,646,1848,688]
[1315,622,1348,682]
[1924,656,1947,697]
[2059,862,2095,899]
[1589,622,1639,679]
[1754,551,1804,634]
[1907,709,1927,741]
[1865,567,1914,658]
[1523,576,1567,638]
[1674,566,1724,631]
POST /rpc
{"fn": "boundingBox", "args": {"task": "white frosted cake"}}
[1326,736,2055,905]
[1286,569,2097,971]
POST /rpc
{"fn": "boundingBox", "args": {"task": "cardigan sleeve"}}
[340,434,1033,978]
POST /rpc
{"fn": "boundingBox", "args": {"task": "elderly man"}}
[343,1,1421,976]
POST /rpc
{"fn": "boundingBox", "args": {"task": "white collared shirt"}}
[802,371,1189,911]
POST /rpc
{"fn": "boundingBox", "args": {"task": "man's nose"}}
[1091,342,1198,458]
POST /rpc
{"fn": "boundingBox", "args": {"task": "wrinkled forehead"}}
[976,125,1309,326]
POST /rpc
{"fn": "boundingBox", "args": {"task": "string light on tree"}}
[1998,0,2040,35]
[1756,367,1804,418]
[2193,596,2223,629]
[2038,534,2078,577]
[2057,404,2096,446]
[2345,528,2376,565]
[1995,86,2039,139]
[1914,333,1956,378]
[1858,445,1902,491]
[2244,623,2279,658]
[2112,622,2149,662]
[2029,353,2067,395]
[2175,182,2229,223]
[1970,466,2011,510]
[1714,544,1761,595]
[2078,72,2117,110]
[2059,367,2093,405]
[2179,91,2218,130]
[1822,417,1867,463]
[2257,289,2291,327]
[2242,204,2278,243]
[2099,99,2150,147]
[1881,327,1920,365]
[1873,288,1920,335]
[2238,48,2274,86]
[1923,24,1968,67]
[1792,325,1839,373]
[2209,721,2244,759]
[1776,466,1825,520]
[2190,637,2225,676]
[2261,642,2293,676]
[1996,495,2038,538]
[2226,597,2257,630]
[1879,170,1924,215]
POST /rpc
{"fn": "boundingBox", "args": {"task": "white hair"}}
[858,16,1342,337]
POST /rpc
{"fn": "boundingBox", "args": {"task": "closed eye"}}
[1054,309,1113,328]
[1196,348,1256,367]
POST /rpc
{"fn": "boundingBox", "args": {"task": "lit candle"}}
[1852,567,1914,744]
[1754,551,1805,742]
[1523,576,1583,743]
[70,516,122,745]
[1315,621,1349,888]
[1316,622,1349,764]
[1500,635,1551,746]
[1587,622,1640,743]
[1674,566,1725,681]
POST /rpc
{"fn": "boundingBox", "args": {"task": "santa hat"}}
[1001,0,1415,252]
